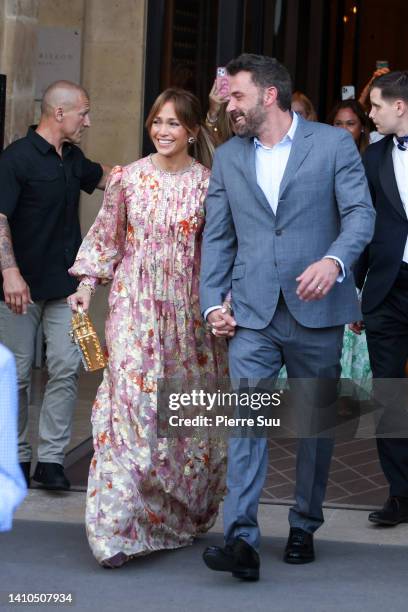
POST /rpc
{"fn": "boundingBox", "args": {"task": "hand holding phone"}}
[216,67,230,99]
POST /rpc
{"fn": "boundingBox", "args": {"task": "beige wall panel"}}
[82,0,145,43]
[7,93,34,142]
[0,0,38,143]
[3,18,37,90]
[5,0,38,18]
[80,0,146,166]
[81,44,142,118]
[81,45,144,165]
[38,0,84,28]
[0,4,4,52]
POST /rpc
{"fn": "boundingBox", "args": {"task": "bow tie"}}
[396,135,408,150]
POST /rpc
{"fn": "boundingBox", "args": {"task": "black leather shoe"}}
[368,496,408,526]
[203,537,260,581]
[19,462,31,488]
[32,462,71,491]
[284,528,315,564]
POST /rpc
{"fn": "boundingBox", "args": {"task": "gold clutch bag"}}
[69,308,107,372]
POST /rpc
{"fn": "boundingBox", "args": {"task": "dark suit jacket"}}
[355,135,408,314]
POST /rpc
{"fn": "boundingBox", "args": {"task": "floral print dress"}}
[340,327,372,397]
[69,157,227,564]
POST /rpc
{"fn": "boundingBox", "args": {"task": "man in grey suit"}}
[200,54,375,581]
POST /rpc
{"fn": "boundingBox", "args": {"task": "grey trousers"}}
[224,295,343,550]
[0,299,81,464]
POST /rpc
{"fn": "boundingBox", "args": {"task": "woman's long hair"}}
[291,91,318,121]
[145,88,215,169]
[327,100,371,155]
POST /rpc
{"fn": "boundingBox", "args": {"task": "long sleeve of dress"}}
[69,166,126,285]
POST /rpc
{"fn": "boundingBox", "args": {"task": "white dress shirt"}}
[254,111,298,214]
[392,136,408,263]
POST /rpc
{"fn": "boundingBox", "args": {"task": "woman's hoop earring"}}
[188,136,196,144]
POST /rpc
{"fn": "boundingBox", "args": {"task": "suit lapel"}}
[241,138,276,218]
[379,137,406,220]
[279,118,313,199]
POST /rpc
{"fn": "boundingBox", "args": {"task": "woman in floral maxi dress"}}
[68,89,228,568]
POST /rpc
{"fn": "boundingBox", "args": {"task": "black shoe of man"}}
[19,462,31,488]
[284,527,315,564]
[32,462,71,491]
[368,496,408,526]
[203,537,260,581]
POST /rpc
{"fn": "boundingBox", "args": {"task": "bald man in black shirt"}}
[0,80,111,490]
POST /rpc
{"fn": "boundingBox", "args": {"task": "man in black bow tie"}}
[353,70,408,526]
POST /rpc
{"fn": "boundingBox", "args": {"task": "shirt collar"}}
[254,112,298,150]
[27,126,53,154]
[26,126,72,156]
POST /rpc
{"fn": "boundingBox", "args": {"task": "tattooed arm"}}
[0,213,32,314]
[0,213,17,269]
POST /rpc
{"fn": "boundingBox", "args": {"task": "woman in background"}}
[68,88,227,568]
[328,99,370,154]
[328,99,372,411]
[291,91,318,121]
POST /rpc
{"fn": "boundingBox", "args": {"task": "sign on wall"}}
[35,27,81,100]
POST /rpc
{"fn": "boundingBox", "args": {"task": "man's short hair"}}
[371,71,408,104]
[41,81,89,115]
[226,54,292,112]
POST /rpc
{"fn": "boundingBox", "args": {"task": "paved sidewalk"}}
[264,438,389,506]
[1,491,407,612]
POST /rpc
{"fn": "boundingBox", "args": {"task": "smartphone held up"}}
[216,67,230,98]
[341,85,355,100]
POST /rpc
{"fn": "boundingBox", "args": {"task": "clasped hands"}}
[207,303,237,338]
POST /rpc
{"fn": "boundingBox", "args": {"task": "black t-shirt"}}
[0,127,102,300]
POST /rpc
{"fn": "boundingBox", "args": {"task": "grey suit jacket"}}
[200,117,375,329]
